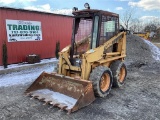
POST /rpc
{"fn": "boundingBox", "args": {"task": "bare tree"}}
[150,18,160,28]
[142,17,160,32]
[130,18,145,32]
[120,8,134,30]
[129,18,139,32]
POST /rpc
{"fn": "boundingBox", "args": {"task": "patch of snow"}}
[0,64,56,87]
[0,58,58,70]
[40,58,58,63]
[32,89,77,109]
[144,40,160,61]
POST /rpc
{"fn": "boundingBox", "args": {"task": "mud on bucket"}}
[25,72,95,114]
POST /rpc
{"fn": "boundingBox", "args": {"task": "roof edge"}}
[0,6,73,18]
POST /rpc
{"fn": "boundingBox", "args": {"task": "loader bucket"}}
[25,72,95,114]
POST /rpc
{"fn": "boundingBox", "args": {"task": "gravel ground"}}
[0,35,160,120]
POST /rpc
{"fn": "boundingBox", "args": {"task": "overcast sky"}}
[0,0,160,21]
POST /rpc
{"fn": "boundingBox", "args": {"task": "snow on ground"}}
[0,58,58,70]
[0,58,58,87]
[144,40,160,61]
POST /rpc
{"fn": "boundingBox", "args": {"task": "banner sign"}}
[6,19,42,42]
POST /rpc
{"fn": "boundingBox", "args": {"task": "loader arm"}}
[80,31,126,80]
[84,32,126,63]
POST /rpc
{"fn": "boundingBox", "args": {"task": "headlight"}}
[84,3,90,9]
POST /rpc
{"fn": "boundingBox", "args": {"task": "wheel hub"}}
[100,73,110,92]
[119,67,126,83]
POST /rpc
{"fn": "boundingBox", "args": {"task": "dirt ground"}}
[0,35,160,120]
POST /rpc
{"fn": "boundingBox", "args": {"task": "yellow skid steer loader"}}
[133,32,150,40]
[25,3,127,114]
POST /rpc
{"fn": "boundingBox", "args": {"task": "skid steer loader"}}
[133,32,150,40]
[25,3,127,114]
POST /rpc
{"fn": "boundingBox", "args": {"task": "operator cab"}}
[70,3,119,65]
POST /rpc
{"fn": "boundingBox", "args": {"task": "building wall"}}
[0,8,73,65]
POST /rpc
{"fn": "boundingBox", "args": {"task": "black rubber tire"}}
[89,66,113,97]
[110,60,127,87]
